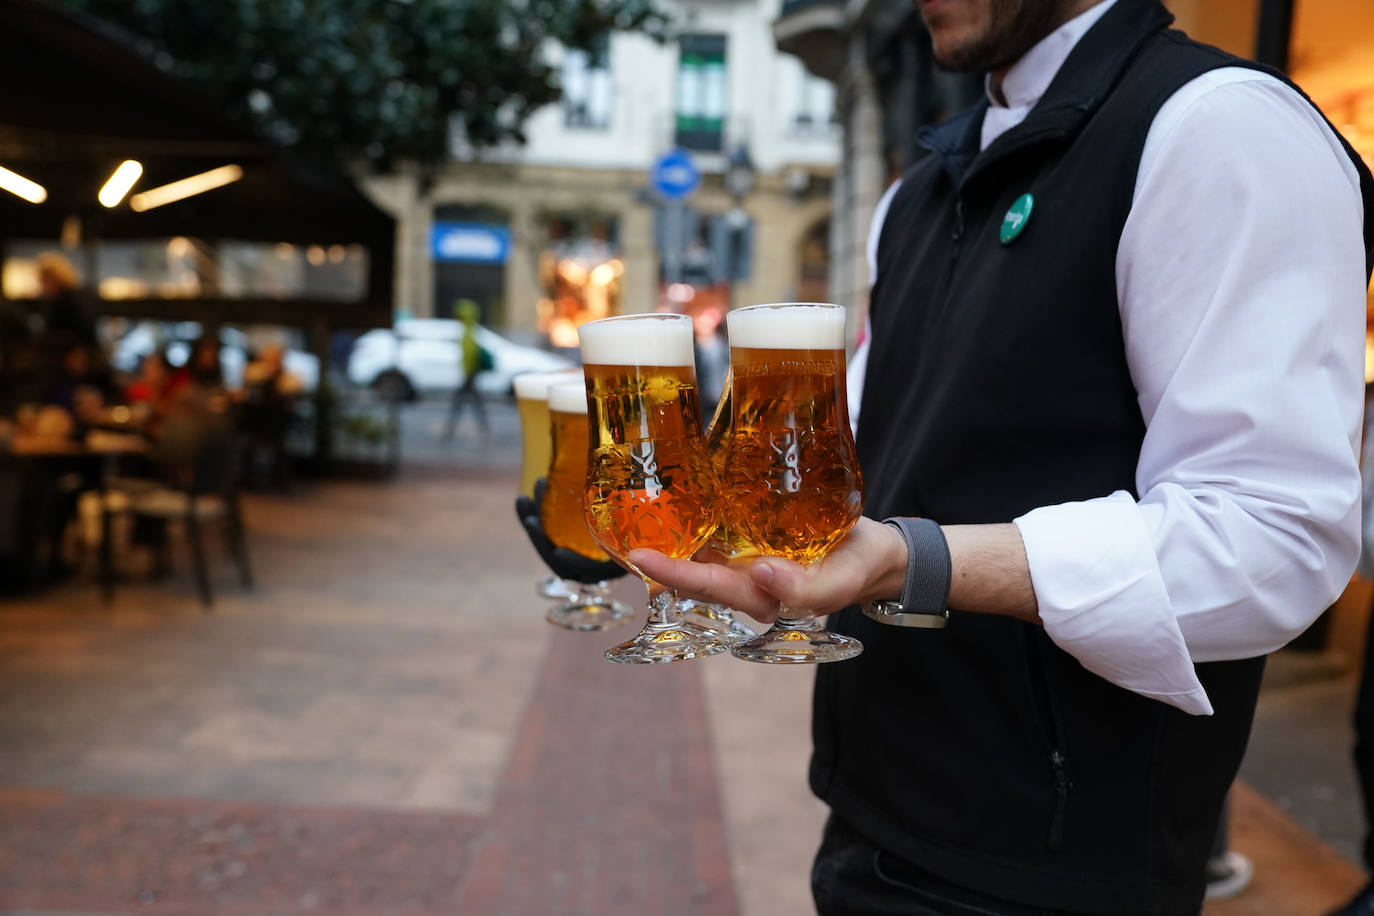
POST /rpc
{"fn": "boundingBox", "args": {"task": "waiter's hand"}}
[628,517,908,625]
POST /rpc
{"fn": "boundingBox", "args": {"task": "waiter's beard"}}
[930,0,1085,76]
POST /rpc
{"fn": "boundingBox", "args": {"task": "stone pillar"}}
[360,173,426,321]
[832,36,885,345]
[619,192,658,316]
[506,199,542,335]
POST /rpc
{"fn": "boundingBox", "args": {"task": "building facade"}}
[367,0,842,344]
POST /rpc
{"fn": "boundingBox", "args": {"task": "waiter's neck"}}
[987,0,1108,103]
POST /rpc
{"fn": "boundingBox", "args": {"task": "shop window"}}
[536,212,622,349]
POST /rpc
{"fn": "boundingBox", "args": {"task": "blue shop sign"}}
[432,222,510,263]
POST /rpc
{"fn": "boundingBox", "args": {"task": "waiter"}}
[633,0,1374,912]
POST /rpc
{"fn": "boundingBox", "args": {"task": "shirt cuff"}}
[1014,491,1214,717]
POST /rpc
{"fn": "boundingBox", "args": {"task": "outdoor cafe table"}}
[7,430,149,600]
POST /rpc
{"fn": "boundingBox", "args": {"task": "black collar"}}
[918,0,1174,188]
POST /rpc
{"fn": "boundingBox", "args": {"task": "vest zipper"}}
[1049,748,1070,852]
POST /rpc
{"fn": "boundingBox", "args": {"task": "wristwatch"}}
[861,599,949,628]
[860,517,951,629]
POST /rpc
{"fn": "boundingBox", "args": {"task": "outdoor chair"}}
[102,428,252,608]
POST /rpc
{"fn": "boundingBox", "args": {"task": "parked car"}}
[346,319,573,400]
[109,322,320,391]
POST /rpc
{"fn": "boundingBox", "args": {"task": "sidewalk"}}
[0,413,1364,914]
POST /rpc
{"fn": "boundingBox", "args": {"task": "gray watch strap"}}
[861,517,950,629]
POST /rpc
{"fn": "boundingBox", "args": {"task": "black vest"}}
[812,2,1374,914]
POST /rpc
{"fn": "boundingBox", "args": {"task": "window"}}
[675,34,727,151]
[792,70,837,135]
[563,34,612,129]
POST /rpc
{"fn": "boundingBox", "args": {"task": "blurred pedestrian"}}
[443,300,492,440]
[632,0,1374,913]
[693,307,728,417]
[1203,795,1253,901]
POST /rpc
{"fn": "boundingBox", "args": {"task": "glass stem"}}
[776,604,817,630]
[567,581,591,607]
[646,586,680,630]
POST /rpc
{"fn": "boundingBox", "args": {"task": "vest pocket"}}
[1022,628,1072,852]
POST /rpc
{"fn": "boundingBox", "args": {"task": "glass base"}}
[680,600,757,643]
[605,622,730,664]
[731,616,863,664]
[547,597,634,631]
[537,574,571,600]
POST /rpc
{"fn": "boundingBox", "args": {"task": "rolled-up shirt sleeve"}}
[1014,71,1368,716]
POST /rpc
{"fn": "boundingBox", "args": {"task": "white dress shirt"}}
[857,0,1368,716]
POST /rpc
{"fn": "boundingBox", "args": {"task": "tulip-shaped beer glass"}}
[721,303,864,663]
[579,313,729,664]
[514,368,583,599]
[541,381,634,630]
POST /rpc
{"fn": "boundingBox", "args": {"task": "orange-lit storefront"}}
[1170,0,1374,668]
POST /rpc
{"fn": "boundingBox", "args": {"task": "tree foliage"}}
[59,0,664,169]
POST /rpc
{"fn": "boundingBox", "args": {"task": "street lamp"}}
[725,143,755,203]
[723,143,754,302]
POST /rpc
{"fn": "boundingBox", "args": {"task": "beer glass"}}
[677,368,757,643]
[514,368,581,599]
[721,303,864,663]
[579,313,729,664]
[541,381,634,630]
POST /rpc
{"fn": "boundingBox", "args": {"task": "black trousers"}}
[811,815,1077,916]
[1357,612,1374,870]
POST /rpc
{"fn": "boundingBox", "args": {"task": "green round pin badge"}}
[1000,193,1034,245]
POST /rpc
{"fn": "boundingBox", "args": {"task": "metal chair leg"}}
[100,504,114,605]
[186,510,213,610]
[227,496,253,589]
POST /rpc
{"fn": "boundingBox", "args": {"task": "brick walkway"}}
[0,440,1364,914]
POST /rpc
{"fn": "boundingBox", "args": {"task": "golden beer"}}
[582,361,719,565]
[514,368,581,498]
[721,310,863,566]
[541,382,609,561]
[704,371,757,559]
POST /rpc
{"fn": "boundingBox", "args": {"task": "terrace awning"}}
[0,0,394,329]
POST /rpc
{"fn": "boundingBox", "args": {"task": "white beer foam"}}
[547,381,589,414]
[512,367,581,401]
[727,303,845,350]
[578,313,695,366]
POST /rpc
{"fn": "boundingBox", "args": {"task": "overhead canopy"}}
[0,0,394,329]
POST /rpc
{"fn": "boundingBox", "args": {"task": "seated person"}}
[187,335,224,391]
[124,352,188,432]
[43,343,113,423]
[242,343,303,400]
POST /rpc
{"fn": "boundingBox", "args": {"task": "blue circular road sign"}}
[650,148,701,200]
